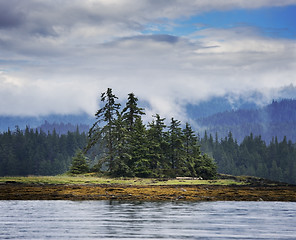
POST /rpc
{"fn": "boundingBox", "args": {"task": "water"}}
[0,201,295,239]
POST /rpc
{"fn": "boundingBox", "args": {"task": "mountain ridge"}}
[1,89,295,143]
[196,99,296,143]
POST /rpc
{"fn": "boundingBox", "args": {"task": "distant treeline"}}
[37,121,89,135]
[0,114,93,132]
[0,126,295,184]
[201,131,296,184]
[0,127,86,176]
[197,99,296,143]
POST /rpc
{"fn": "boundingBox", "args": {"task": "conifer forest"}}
[0,88,295,184]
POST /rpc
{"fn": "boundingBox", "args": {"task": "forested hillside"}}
[200,132,296,184]
[0,89,218,180]
[0,127,87,176]
[0,114,92,132]
[0,126,295,184]
[197,99,296,143]
[186,95,257,119]
[1,126,295,184]
[37,121,89,135]
[0,90,295,184]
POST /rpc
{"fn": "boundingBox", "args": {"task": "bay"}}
[0,200,295,239]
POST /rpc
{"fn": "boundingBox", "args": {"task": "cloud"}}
[0,1,296,121]
[0,71,99,116]
[0,1,25,29]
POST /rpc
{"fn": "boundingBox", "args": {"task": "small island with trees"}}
[0,88,296,201]
[72,88,217,179]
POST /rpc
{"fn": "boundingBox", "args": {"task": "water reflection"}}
[0,200,295,239]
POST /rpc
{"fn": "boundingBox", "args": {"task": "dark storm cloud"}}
[0,1,25,28]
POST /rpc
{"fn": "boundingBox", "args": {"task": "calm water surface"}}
[0,200,295,239]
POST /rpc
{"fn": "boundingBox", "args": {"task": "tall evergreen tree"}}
[86,88,121,172]
[182,123,200,176]
[168,118,184,170]
[122,93,145,131]
[131,118,151,177]
[147,114,168,171]
[121,92,146,172]
[111,111,133,176]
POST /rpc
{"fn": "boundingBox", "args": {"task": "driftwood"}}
[176,177,203,180]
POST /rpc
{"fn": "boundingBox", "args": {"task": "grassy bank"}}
[0,174,249,186]
[1,174,295,201]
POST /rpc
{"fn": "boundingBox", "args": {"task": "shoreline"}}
[1,182,296,201]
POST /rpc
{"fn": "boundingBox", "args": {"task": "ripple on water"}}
[0,201,295,239]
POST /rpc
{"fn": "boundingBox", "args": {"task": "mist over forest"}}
[1,87,296,144]
[0,90,296,184]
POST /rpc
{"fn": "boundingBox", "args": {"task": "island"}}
[1,175,295,201]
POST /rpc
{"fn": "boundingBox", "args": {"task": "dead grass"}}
[1,174,295,201]
[0,175,246,186]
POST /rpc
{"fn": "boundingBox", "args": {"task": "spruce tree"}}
[131,118,151,177]
[147,114,167,172]
[196,153,217,179]
[168,118,184,171]
[86,88,121,172]
[121,92,146,171]
[111,111,132,176]
[70,150,89,174]
[122,93,145,131]
[182,122,200,176]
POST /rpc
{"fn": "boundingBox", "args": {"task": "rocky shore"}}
[1,182,296,201]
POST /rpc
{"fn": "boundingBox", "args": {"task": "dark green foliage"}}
[147,114,168,171]
[0,126,87,176]
[182,123,200,176]
[111,111,133,177]
[200,132,296,184]
[70,150,89,174]
[2,89,294,183]
[86,88,121,172]
[122,93,145,132]
[120,92,146,176]
[168,118,184,170]
[194,154,217,179]
[85,89,217,179]
[130,118,150,177]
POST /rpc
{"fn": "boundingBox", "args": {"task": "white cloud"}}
[0,1,296,120]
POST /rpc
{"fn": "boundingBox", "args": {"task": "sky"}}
[0,0,296,121]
